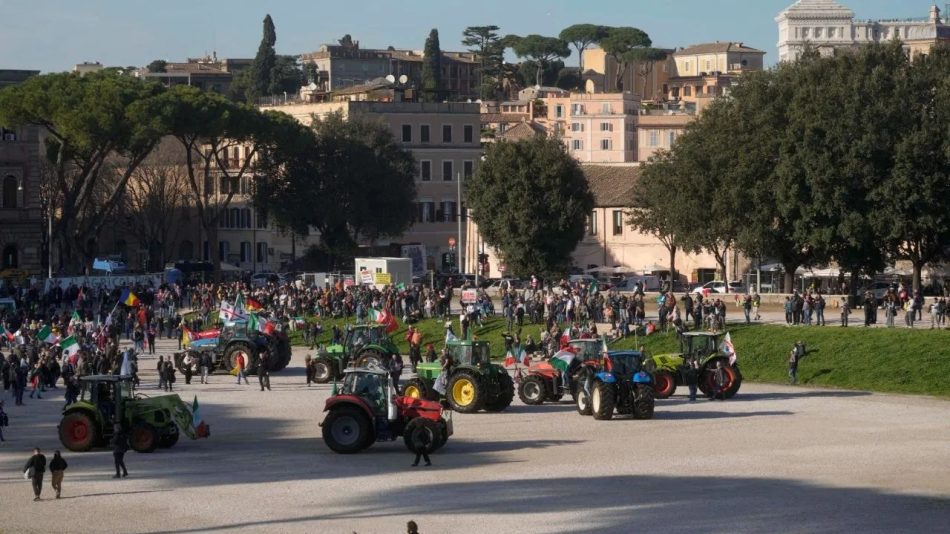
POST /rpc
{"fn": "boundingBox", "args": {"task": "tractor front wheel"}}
[158,426,180,448]
[518,374,547,405]
[576,387,592,416]
[59,412,97,452]
[592,382,616,421]
[484,371,514,412]
[322,406,373,454]
[447,371,484,413]
[653,370,677,399]
[130,423,159,453]
[403,417,442,453]
[225,342,256,375]
[312,356,334,383]
[633,384,656,420]
[402,378,429,399]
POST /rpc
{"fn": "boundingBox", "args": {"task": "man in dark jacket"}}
[112,425,129,478]
[49,450,68,498]
[258,351,271,391]
[24,447,47,500]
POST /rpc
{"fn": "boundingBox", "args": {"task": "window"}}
[420,160,432,181]
[668,131,677,146]
[588,211,597,235]
[684,86,692,97]
[219,241,230,261]
[240,242,251,263]
[418,201,434,223]
[442,160,453,181]
[802,27,809,38]
[601,103,611,114]
[2,245,17,269]
[600,122,613,132]
[243,209,252,229]
[256,209,268,229]
[684,61,690,72]
[705,60,711,71]
[0,128,16,141]
[256,242,268,264]
[612,210,623,236]
[442,124,452,143]
[2,175,17,209]
[555,105,564,118]
[572,140,583,150]
[695,85,703,95]
[572,104,585,115]
[600,139,612,150]
[571,123,584,132]
[442,200,456,222]
[402,124,412,143]
[463,160,474,179]
[649,130,658,147]
[463,124,474,143]
[203,241,210,261]
[421,125,430,143]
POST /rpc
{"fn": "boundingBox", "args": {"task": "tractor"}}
[174,320,292,376]
[517,338,605,406]
[58,375,210,453]
[319,367,453,454]
[402,339,514,413]
[644,331,743,399]
[575,351,655,420]
[311,324,400,383]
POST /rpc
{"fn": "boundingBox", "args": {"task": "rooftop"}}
[582,164,640,207]
[675,42,766,55]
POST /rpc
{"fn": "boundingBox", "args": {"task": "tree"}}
[598,26,653,92]
[0,72,167,272]
[269,55,305,96]
[555,68,584,91]
[559,24,608,71]
[254,111,417,266]
[422,29,442,102]
[248,14,278,102]
[516,59,565,88]
[466,136,594,277]
[506,34,570,87]
[146,60,167,73]
[462,26,504,100]
[627,152,684,283]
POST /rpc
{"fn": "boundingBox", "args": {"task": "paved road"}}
[1,336,947,534]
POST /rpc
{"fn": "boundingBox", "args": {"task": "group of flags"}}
[368,307,398,334]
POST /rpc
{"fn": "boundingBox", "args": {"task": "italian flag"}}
[192,396,210,438]
[0,324,13,342]
[370,308,398,334]
[60,336,80,359]
[550,349,576,373]
[504,350,516,367]
[559,327,572,348]
[37,325,59,344]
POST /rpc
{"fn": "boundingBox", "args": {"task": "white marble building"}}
[776,0,950,62]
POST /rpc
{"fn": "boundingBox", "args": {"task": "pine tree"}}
[249,14,277,101]
[421,29,442,102]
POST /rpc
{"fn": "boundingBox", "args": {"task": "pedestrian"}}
[49,450,68,499]
[23,447,47,501]
[752,291,761,321]
[304,355,314,387]
[147,324,156,355]
[409,427,432,467]
[742,295,752,325]
[199,352,211,384]
[0,400,8,443]
[424,343,436,363]
[234,352,249,385]
[157,355,166,390]
[258,351,271,391]
[390,353,404,390]
[182,353,194,385]
[904,300,915,328]
[163,360,176,391]
[711,360,727,401]
[784,297,793,325]
[788,341,806,385]
[112,425,129,478]
[685,357,700,402]
[28,362,42,399]
[815,293,826,326]
[840,296,850,327]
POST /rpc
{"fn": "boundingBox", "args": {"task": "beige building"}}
[581,47,674,101]
[260,100,482,274]
[527,91,640,163]
[667,42,765,103]
[777,1,950,62]
[137,54,252,96]
[636,109,695,161]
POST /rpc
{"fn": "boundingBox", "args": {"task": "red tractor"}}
[320,367,453,454]
[517,339,605,405]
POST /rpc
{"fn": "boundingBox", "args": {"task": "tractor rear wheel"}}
[653,370,677,399]
[592,382,616,420]
[724,366,743,399]
[130,423,159,453]
[447,371,484,413]
[225,342,255,375]
[322,406,373,454]
[633,384,656,420]
[403,417,442,453]
[59,412,97,452]
[432,420,450,452]
[356,350,383,369]
[312,356,334,384]
[576,388,592,415]
[703,360,741,399]
[401,378,429,399]
[158,426,180,448]
[484,371,514,412]
[273,338,292,371]
[518,374,547,405]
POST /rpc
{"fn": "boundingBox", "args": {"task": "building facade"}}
[0,70,44,275]
[259,100,483,274]
[777,1,950,62]
[667,42,765,104]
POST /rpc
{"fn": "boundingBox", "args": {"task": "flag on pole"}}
[559,327,571,348]
[70,311,82,325]
[519,347,530,367]
[720,332,737,365]
[37,325,59,344]
[504,350,516,367]
[118,288,141,307]
[60,336,80,359]
[234,293,246,315]
[375,308,398,334]
[0,324,13,342]
[246,298,263,312]
[550,348,576,372]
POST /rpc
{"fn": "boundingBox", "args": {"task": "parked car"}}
[613,276,662,293]
[691,280,745,294]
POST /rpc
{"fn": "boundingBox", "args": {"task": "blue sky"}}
[0,0,936,72]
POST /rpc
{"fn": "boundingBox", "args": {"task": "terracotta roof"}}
[675,42,765,55]
[498,122,544,141]
[582,165,640,207]
[481,112,530,124]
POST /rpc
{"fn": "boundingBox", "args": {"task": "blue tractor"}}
[575,350,655,421]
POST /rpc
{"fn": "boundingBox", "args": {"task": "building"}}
[136,54,252,95]
[580,47,674,101]
[300,39,481,101]
[0,70,44,275]
[636,106,695,161]
[776,1,950,62]
[259,100,482,274]
[667,42,765,104]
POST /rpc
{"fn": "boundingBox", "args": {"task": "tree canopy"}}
[505,34,570,87]
[462,25,504,100]
[597,26,655,92]
[466,136,593,277]
[559,24,608,71]
[422,29,442,102]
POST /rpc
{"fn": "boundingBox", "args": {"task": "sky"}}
[0,0,939,73]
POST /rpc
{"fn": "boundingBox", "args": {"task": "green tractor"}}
[310,324,400,383]
[58,375,210,453]
[401,339,514,413]
[644,331,743,399]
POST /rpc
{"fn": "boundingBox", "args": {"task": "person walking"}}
[711,361,728,401]
[742,295,752,325]
[304,355,314,387]
[815,293,826,326]
[112,425,129,478]
[23,447,47,501]
[0,400,8,443]
[182,353,194,385]
[788,341,806,385]
[409,428,432,467]
[752,291,761,321]
[258,351,271,391]
[840,296,850,327]
[234,352,249,385]
[163,360,175,392]
[157,356,167,390]
[147,324,157,355]
[685,357,700,402]
[199,352,211,384]
[49,450,68,499]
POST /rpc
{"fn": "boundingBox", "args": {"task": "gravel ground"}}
[0,335,948,534]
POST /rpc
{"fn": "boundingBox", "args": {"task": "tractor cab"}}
[602,351,646,377]
[340,367,396,419]
[78,375,135,425]
[679,332,723,360]
[446,340,491,368]
[219,321,249,343]
[568,339,606,366]
[344,325,387,353]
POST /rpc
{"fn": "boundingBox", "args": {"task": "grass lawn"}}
[189,312,950,398]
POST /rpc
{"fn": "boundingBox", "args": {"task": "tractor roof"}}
[79,375,134,383]
[342,366,389,377]
[607,350,644,358]
[446,339,488,347]
[682,331,723,338]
